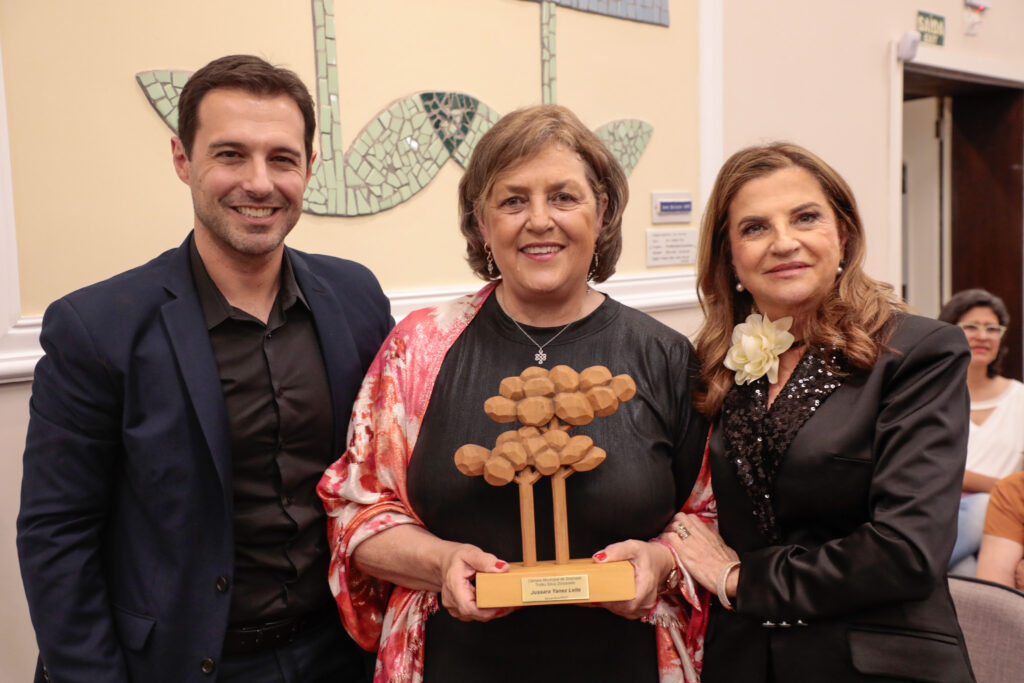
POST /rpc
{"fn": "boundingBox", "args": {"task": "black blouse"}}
[406,292,706,682]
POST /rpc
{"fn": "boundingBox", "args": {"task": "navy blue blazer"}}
[16,235,392,682]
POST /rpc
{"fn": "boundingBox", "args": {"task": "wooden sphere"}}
[518,426,542,439]
[523,376,556,398]
[517,396,554,427]
[586,386,619,417]
[610,374,637,402]
[548,365,580,393]
[560,435,594,465]
[499,376,526,400]
[484,396,518,423]
[522,436,549,460]
[544,429,570,450]
[483,456,515,486]
[579,365,613,391]
[573,446,607,472]
[494,440,528,469]
[554,392,594,426]
[495,430,520,446]
[454,444,489,476]
[533,448,561,475]
[520,366,549,381]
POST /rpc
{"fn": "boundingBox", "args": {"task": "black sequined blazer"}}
[702,314,976,683]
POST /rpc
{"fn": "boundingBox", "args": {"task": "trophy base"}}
[475,558,635,608]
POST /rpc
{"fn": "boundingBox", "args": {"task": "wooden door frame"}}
[891,43,1024,379]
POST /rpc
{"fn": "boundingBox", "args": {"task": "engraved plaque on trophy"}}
[453,365,637,607]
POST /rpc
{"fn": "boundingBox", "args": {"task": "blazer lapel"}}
[290,250,361,452]
[160,237,233,507]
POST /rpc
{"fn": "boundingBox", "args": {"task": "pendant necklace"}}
[500,287,590,365]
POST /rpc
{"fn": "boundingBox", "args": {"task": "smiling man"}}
[17,55,392,683]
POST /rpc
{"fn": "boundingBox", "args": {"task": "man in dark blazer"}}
[16,55,392,682]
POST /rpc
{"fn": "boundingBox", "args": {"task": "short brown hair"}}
[458,105,627,282]
[939,288,1010,378]
[176,55,316,163]
[695,142,904,416]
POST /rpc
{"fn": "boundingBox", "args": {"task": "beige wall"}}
[2,0,700,314]
[722,0,1024,287]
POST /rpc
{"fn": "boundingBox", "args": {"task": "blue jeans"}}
[948,493,990,573]
[218,618,373,683]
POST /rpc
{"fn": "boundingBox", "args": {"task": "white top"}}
[966,378,1024,478]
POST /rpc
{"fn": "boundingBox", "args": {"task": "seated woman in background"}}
[318,105,710,682]
[939,289,1024,574]
[977,471,1024,590]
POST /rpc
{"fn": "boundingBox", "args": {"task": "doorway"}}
[902,63,1024,380]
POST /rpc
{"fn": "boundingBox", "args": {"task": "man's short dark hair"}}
[176,54,316,163]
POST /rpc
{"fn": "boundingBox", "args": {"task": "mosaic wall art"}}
[138,0,661,217]
[523,0,669,27]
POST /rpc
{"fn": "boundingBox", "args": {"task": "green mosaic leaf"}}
[420,92,479,155]
[595,119,653,177]
[135,70,192,134]
[450,101,501,168]
[520,0,669,27]
[305,92,503,216]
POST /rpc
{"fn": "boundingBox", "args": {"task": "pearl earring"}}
[735,282,744,293]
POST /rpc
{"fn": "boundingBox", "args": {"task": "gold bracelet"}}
[717,561,741,611]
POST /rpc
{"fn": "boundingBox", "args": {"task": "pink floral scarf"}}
[318,283,715,682]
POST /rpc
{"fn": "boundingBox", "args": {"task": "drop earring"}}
[587,252,600,281]
[485,244,495,277]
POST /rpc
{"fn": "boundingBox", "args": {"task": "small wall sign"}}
[916,11,945,46]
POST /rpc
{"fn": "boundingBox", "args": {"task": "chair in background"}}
[948,575,1024,683]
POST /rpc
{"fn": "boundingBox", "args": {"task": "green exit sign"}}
[917,11,945,46]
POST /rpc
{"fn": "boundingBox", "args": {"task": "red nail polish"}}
[495,561,508,570]
[594,552,607,562]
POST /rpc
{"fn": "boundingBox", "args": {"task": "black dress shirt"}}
[190,240,334,625]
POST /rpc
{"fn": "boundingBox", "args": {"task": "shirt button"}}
[200,658,216,675]
[215,576,229,593]
[266,332,273,339]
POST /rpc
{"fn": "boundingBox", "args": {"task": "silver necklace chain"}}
[501,287,589,365]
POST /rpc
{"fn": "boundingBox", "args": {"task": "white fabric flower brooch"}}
[724,313,796,385]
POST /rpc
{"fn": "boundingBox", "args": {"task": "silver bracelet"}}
[717,560,741,611]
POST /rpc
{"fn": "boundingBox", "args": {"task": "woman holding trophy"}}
[318,105,709,682]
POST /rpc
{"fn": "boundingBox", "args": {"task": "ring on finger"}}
[675,523,691,540]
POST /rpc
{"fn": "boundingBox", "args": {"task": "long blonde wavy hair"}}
[695,142,905,417]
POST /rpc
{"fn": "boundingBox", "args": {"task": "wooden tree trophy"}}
[454,364,637,607]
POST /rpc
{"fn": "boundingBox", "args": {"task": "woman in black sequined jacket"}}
[660,142,975,682]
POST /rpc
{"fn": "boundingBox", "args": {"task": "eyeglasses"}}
[958,322,1007,339]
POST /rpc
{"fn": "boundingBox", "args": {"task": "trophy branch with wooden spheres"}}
[454,365,638,607]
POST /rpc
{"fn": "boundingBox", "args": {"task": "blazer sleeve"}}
[16,298,130,681]
[734,322,970,620]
